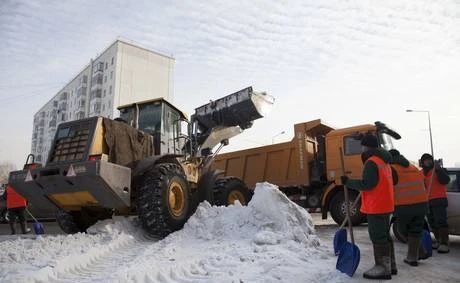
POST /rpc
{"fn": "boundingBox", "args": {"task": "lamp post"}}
[272,131,285,144]
[406,109,434,159]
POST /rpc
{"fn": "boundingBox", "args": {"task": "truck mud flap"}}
[9,160,131,211]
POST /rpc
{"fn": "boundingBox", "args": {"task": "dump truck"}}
[211,119,401,225]
[9,87,274,237]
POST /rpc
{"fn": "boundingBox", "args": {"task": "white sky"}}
[0,0,459,169]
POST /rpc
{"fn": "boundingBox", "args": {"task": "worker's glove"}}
[434,160,442,169]
[340,175,349,185]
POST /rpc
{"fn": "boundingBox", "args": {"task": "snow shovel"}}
[336,147,360,277]
[421,229,432,258]
[26,208,45,235]
[333,193,361,256]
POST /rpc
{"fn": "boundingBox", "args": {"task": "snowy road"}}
[1,183,459,283]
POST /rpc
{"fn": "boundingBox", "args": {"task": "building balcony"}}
[59,92,68,101]
[90,89,102,99]
[49,119,57,128]
[91,73,103,85]
[77,86,87,97]
[93,62,104,74]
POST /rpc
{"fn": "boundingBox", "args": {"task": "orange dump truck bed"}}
[212,119,334,190]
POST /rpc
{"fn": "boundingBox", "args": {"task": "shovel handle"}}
[339,193,361,229]
[25,207,39,223]
[339,147,355,244]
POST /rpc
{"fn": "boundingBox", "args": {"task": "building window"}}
[103,89,106,97]
[109,85,112,94]
[110,71,113,79]
[111,57,114,65]
[105,62,108,69]
[104,75,107,83]
[69,112,72,119]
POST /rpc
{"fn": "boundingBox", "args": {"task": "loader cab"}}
[118,98,188,155]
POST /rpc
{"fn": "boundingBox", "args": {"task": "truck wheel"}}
[213,177,252,206]
[392,218,407,243]
[329,191,362,226]
[56,210,83,234]
[136,163,191,237]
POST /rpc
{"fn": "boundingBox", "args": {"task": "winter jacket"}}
[390,154,428,217]
[346,148,395,214]
[6,185,27,209]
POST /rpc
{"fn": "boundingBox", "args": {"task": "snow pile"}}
[184,182,319,247]
[0,182,348,283]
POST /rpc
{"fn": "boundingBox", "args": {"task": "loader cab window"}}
[138,103,162,135]
[119,107,134,127]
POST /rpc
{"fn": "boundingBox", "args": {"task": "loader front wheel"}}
[213,177,252,206]
[136,163,191,237]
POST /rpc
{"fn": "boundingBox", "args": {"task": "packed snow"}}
[0,183,351,283]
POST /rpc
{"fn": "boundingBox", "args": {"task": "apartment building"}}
[31,39,175,163]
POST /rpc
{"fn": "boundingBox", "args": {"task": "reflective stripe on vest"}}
[392,164,428,206]
[360,156,395,214]
[424,169,447,200]
[6,185,27,209]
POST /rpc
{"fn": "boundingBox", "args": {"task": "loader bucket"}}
[193,86,274,132]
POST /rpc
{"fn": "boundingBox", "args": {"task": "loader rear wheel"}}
[329,191,363,226]
[56,209,111,234]
[213,177,252,206]
[136,163,191,237]
[56,210,83,234]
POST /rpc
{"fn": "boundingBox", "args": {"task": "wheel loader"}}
[9,87,274,237]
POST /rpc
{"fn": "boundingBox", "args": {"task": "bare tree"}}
[0,162,16,184]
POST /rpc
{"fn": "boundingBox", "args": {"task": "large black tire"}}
[136,163,191,237]
[213,177,252,206]
[56,210,84,234]
[329,191,363,226]
[56,209,111,234]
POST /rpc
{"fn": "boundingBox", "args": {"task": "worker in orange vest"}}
[342,133,397,280]
[389,149,428,266]
[4,185,31,234]
[420,153,450,253]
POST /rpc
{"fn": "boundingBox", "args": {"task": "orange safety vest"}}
[423,169,447,200]
[392,164,428,206]
[6,185,27,209]
[360,156,394,214]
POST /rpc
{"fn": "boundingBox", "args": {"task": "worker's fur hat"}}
[361,133,379,148]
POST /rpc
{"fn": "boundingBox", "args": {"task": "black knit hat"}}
[361,133,379,148]
[420,153,432,162]
[389,149,400,157]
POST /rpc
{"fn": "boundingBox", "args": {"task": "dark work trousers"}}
[397,214,425,238]
[8,207,27,225]
[367,213,392,244]
[428,198,449,230]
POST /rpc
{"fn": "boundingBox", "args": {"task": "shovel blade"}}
[33,222,45,235]
[333,228,347,256]
[422,229,432,257]
[336,242,360,277]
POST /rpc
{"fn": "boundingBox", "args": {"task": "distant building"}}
[31,39,175,163]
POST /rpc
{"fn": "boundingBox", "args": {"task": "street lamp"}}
[406,109,434,158]
[272,131,285,144]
